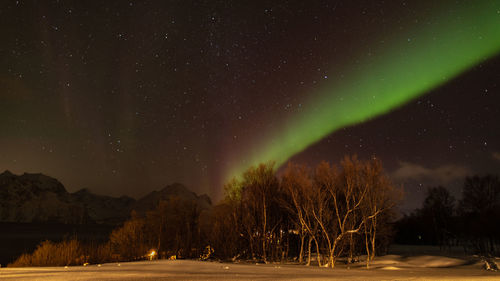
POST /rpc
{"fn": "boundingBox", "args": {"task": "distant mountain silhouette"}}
[0,171,212,224]
[72,188,135,224]
[133,182,212,214]
[0,171,90,224]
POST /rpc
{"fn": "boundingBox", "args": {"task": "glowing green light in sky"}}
[226,1,500,182]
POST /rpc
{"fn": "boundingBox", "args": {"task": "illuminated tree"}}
[109,211,148,260]
[314,158,370,268]
[217,156,401,265]
[360,157,400,267]
[240,163,280,262]
[281,162,323,266]
[221,163,283,262]
[280,163,310,264]
[313,156,400,268]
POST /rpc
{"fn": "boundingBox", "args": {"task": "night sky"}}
[1,0,499,211]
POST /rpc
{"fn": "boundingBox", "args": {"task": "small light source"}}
[148,250,157,260]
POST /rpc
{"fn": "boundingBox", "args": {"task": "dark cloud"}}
[392,162,471,186]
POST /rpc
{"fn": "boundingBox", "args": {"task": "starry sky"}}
[1,0,499,211]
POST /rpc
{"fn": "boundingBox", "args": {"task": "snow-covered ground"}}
[1,257,499,280]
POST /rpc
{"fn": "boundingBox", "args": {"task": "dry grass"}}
[9,239,82,267]
[8,239,116,267]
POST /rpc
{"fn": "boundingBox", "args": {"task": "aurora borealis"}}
[1,1,500,208]
[227,1,500,182]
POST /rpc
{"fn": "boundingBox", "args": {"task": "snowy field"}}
[1,257,499,281]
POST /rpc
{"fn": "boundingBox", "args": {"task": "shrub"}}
[9,239,82,267]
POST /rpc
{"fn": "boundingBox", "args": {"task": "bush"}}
[8,238,117,267]
[9,239,83,267]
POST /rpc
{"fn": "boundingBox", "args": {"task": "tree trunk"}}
[283,233,289,262]
[262,197,267,263]
[158,223,162,253]
[370,219,377,261]
[314,237,322,267]
[349,233,354,264]
[330,237,341,268]
[249,234,255,260]
[306,236,312,266]
[364,223,370,268]
[299,230,305,263]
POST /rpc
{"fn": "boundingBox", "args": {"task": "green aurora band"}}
[226,1,500,182]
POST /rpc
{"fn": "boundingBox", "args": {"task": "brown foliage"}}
[9,239,83,267]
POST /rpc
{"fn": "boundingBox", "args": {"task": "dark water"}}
[0,222,114,266]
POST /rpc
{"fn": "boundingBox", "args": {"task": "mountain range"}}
[0,170,211,224]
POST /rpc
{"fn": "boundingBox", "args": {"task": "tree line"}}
[10,155,401,268]
[395,175,500,256]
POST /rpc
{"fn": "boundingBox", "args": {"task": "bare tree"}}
[315,157,368,268]
[214,156,401,266]
[223,163,281,262]
[242,163,281,262]
[360,157,401,268]
[280,162,312,264]
[420,186,454,248]
[310,156,399,268]
[459,175,500,255]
